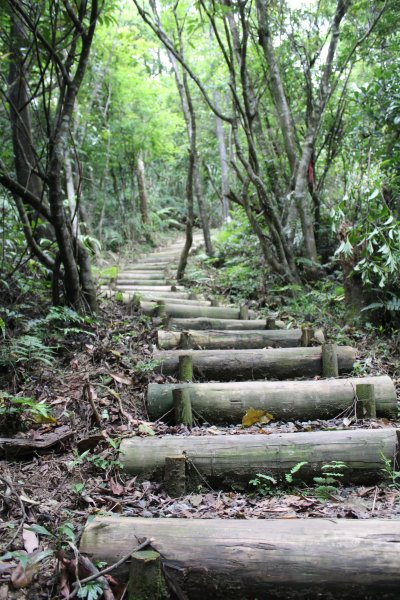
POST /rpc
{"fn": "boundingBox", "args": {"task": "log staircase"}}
[87,235,400,599]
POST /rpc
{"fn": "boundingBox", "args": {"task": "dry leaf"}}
[109,373,133,385]
[189,494,203,507]
[242,408,273,427]
[138,423,155,436]
[109,477,124,496]
[11,562,37,589]
[23,525,39,554]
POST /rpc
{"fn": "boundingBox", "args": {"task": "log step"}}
[120,428,397,484]
[117,272,166,279]
[139,302,257,320]
[132,295,212,307]
[169,317,279,330]
[116,279,172,286]
[153,346,357,380]
[147,375,397,422]
[157,328,325,349]
[80,517,400,598]
[112,285,185,293]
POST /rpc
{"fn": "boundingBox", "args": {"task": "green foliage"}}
[249,473,277,496]
[133,358,161,374]
[0,393,53,421]
[189,208,262,300]
[0,335,55,368]
[68,447,123,472]
[381,454,400,490]
[249,460,348,499]
[249,462,308,495]
[313,461,347,500]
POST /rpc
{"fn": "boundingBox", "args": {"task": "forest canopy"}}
[0,0,399,319]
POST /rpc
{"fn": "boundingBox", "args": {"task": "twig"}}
[0,475,27,548]
[83,382,102,427]
[65,537,153,599]
[371,486,378,515]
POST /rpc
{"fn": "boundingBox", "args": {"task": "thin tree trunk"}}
[136,152,149,225]
[193,157,213,256]
[213,90,230,222]
[177,146,194,281]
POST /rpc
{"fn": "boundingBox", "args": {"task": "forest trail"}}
[84,235,400,599]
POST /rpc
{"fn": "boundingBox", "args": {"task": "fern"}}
[0,335,54,367]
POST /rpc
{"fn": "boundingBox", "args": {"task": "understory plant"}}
[250,460,348,499]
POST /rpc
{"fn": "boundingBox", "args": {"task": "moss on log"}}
[80,517,400,598]
[168,317,277,330]
[139,303,257,320]
[157,328,325,350]
[119,428,397,485]
[147,375,396,422]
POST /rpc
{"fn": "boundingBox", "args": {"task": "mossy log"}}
[119,428,397,484]
[117,272,166,279]
[133,295,211,307]
[168,317,278,330]
[153,346,357,380]
[80,517,400,598]
[122,264,169,270]
[116,290,192,299]
[139,303,257,320]
[115,285,184,293]
[157,328,325,350]
[147,375,397,422]
[116,279,171,286]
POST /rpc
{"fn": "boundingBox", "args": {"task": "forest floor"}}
[1,237,400,599]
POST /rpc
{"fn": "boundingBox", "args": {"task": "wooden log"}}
[0,429,73,458]
[322,343,339,377]
[128,550,167,600]
[118,272,165,279]
[179,354,193,381]
[115,285,185,293]
[356,383,377,419]
[116,279,171,286]
[156,300,166,320]
[133,295,211,307]
[173,388,193,426]
[164,455,186,497]
[147,375,397,422]
[153,346,357,381]
[119,429,397,484]
[139,303,257,319]
[81,517,400,598]
[157,329,325,350]
[210,298,219,307]
[301,327,325,347]
[239,304,249,320]
[123,264,169,270]
[168,317,276,331]
[117,290,191,299]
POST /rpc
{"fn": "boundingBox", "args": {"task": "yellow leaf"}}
[33,415,57,424]
[242,408,274,427]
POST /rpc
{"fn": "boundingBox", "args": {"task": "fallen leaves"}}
[242,408,274,427]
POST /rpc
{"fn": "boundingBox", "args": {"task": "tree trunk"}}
[194,157,214,256]
[136,152,149,225]
[119,428,397,484]
[213,90,230,222]
[81,516,400,598]
[147,375,397,422]
[153,346,357,380]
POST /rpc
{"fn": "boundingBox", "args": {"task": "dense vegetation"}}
[0,0,399,325]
